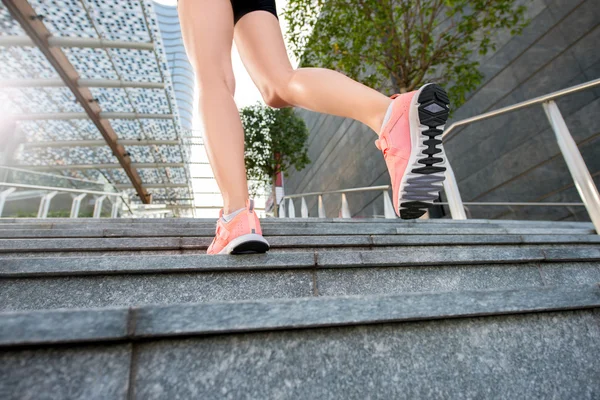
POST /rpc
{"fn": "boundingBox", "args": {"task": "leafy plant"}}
[283,0,529,107]
[240,102,310,215]
[11,210,94,218]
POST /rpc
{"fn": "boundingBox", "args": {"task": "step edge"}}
[1,284,598,347]
[0,235,598,253]
[2,247,600,278]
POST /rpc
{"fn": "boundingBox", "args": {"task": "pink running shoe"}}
[207,199,270,255]
[375,83,449,219]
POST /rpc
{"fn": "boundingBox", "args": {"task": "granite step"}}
[0,217,594,228]
[3,308,598,399]
[0,219,594,231]
[0,225,594,239]
[1,284,599,347]
[3,245,600,277]
[2,246,599,312]
[0,218,594,240]
[1,234,598,254]
[2,260,599,312]
[0,216,598,398]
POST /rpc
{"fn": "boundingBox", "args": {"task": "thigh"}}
[233,9,293,105]
[178,0,235,90]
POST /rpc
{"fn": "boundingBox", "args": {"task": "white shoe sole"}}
[397,83,450,219]
[217,233,270,255]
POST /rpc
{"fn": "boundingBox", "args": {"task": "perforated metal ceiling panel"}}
[0,0,194,206]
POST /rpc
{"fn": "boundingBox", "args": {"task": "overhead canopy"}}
[0,0,197,206]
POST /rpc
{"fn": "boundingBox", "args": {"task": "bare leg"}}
[233,11,392,134]
[178,0,247,214]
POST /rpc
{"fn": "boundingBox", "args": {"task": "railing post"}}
[288,198,296,218]
[443,163,467,220]
[543,100,600,234]
[37,196,46,219]
[0,187,16,217]
[318,195,326,218]
[383,190,396,219]
[111,196,121,218]
[341,193,351,218]
[37,191,58,218]
[70,193,86,218]
[93,195,107,219]
[301,197,308,218]
[279,200,286,218]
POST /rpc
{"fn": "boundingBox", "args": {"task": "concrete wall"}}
[284,0,600,221]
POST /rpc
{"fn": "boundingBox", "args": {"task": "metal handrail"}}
[283,187,586,208]
[0,182,122,196]
[280,185,402,219]
[0,166,106,185]
[280,184,587,220]
[281,79,600,233]
[441,78,600,234]
[439,202,585,207]
[283,185,390,199]
[442,78,600,139]
[0,167,136,217]
[0,182,128,219]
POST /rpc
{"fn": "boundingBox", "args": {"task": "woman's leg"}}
[234,9,450,220]
[178,0,247,214]
[233,11,392,134]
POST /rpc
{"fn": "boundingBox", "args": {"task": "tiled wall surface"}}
[285,0,599,221]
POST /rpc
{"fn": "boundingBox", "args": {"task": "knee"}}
[224,72,235,97]
[262,91,287,108]
[260,70,294,108]
[195,68,236,98]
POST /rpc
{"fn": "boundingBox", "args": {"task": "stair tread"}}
[1,234,598,253]
[0,217,594,228]
[0,226,594,239]
[1,245,599,277]
[2,284,598,347]
[4,261,600,312]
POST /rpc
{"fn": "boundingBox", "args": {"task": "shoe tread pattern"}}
[400,84,449,220]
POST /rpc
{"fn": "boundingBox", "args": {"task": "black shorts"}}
[178,0,278,25]
[230,0,278,25]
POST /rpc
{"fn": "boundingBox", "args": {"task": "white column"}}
[70,193,87,218]
[318,195,326,218]
[37,191,58,218]
[0,187,16,217]
[341,193,351,218]
[288,198,296,218]
[279,200,286,218]
[110,197,122,218]
[301,197,309,218]
[93,195,107,219]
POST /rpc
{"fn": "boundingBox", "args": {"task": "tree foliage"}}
[240,102,310,201]
[283,0,529,107]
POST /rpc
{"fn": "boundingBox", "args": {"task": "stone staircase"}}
[0,217,599,399]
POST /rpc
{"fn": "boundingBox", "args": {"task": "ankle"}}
[373,113,386,136]
[222,206,246,222]
[371,99,392,136]
[223,200,247,215]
